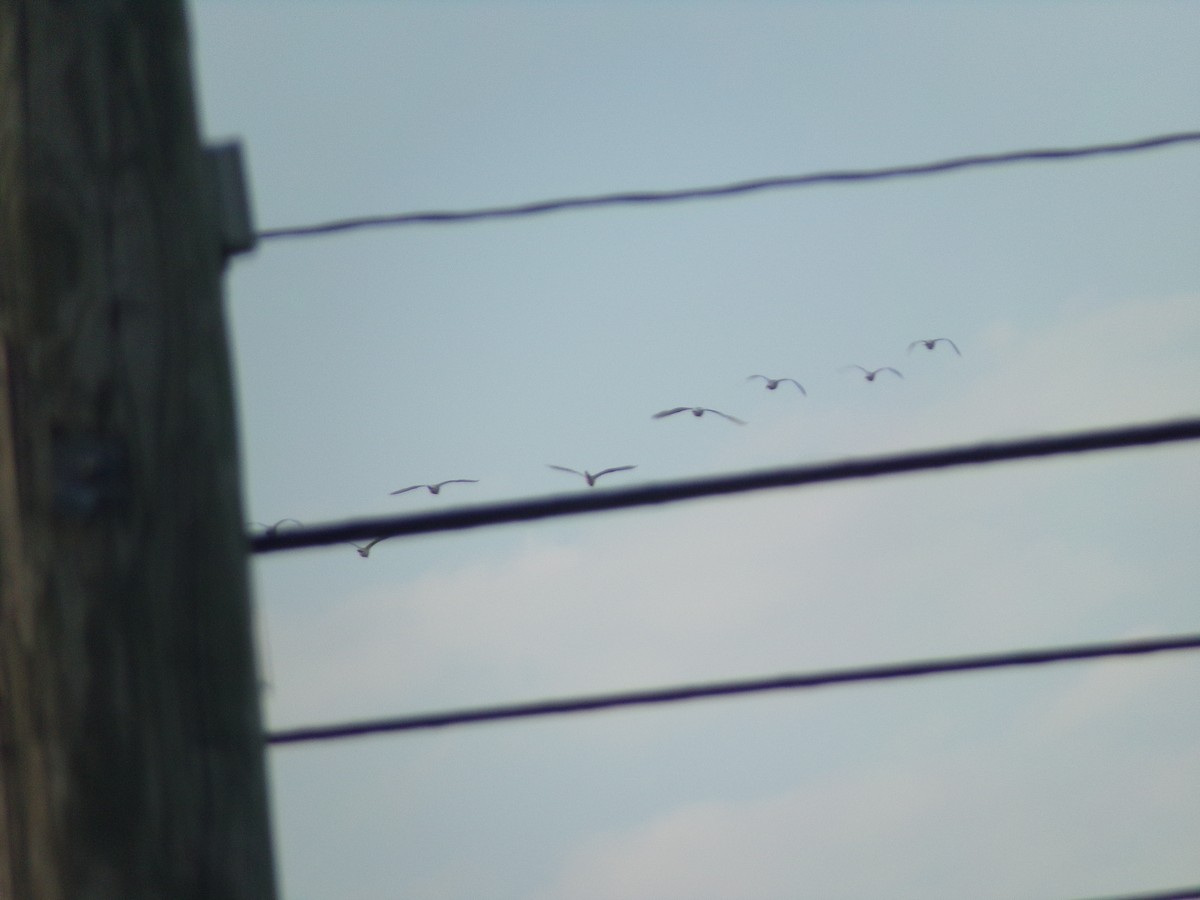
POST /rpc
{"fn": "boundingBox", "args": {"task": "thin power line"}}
[1075,888,1200,900]
[266,632,1200,745]
[250,415,1200,554]
[257,130,1200,240]
[1073,887,1200,900]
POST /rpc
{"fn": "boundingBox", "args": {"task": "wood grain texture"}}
[0,3,277,897]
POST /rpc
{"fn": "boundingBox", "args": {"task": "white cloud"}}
[259,291,1200,899]
[530,765,955,900]
[531,671,1200,900]
[264,448,1169,730]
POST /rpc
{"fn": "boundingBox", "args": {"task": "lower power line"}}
[1073,885,1200,900]
[267,631,1200,746]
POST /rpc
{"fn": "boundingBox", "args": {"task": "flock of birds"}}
[253,337,961,557]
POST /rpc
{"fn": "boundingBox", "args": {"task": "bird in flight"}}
[252,518,302,537]
[653,407,746,425]
[350,536,389,558]
[908,338,961,356]
[747,375,806,395]
[844,365,903,382]
[548,465,637,486]
[390,479,478,496]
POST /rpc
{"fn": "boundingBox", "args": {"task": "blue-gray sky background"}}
[190,3,1200,898]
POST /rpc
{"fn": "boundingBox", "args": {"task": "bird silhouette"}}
[252,518,302,537]
[908,338,961,356]
[390,479,478,496]
[653,407,746,425]
[844,365,903,382]
[350,536,389,558]
[548,465,637,486]
[747,375,806,395]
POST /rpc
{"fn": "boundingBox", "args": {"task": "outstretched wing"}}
[747,374,769,382]
[936,338,961,356]
[881,367,904,378]
[548,465,583,476]
[907,340,926,353]
[780,379,807,395]
[389,485,423,495]
[434,479,479,488]
[705,408,747,425]
[594,465,636,478]
[843,364,870,375]
[653,407,690,419]
[352,536,387,558]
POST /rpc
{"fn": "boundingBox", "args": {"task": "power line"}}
[266,631,1200,745]
[257,130,1200,240]
[250,415,1200,554]
[1073,886,1200,900]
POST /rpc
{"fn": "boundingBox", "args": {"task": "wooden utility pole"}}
[0,3,277,898]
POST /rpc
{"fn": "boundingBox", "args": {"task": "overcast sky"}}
[188,3,1200,898]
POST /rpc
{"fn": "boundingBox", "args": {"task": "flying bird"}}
[252,518,302,537]
[548,465,637,486]
[350,536,389,558]
[747,375,806,395]
[844,365,903,382]
[908,338,961,356]
[390,479,479,496]
[653,407,746,425]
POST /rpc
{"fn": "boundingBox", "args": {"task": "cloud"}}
[263,293,1200,730]
[530,663,1200,900]
[259,292,1200,900]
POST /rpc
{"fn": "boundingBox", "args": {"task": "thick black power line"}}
[257,130,1200,240]
[266,632,1200,746]
[250,415,1200,554]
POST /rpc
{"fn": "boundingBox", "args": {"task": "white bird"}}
[252,518,302,537]
[390,479,478,496]
[653,407,746,425]
[844,365,903,382]
[908,337,961,356]
[349,536,388,558]
[548,465,637,486]
[747,375,806,395]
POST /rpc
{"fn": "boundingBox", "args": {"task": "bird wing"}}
[436,479,479,487]
[653,407,689,419]
[351,536,387,557]
[706,409,746,425]
[594,466,636,478]
[781,379,807,394]
[389,485,422,495]
[907,341,924,353]
[843,365,870,374]
[747,374,769,382]
[548,465,583,476]
[937,338,962,355]
[883,367,904,378]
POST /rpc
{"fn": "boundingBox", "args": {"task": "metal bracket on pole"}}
[205,141,256,260]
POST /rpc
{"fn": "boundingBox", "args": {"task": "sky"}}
[187,3,1200,898]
